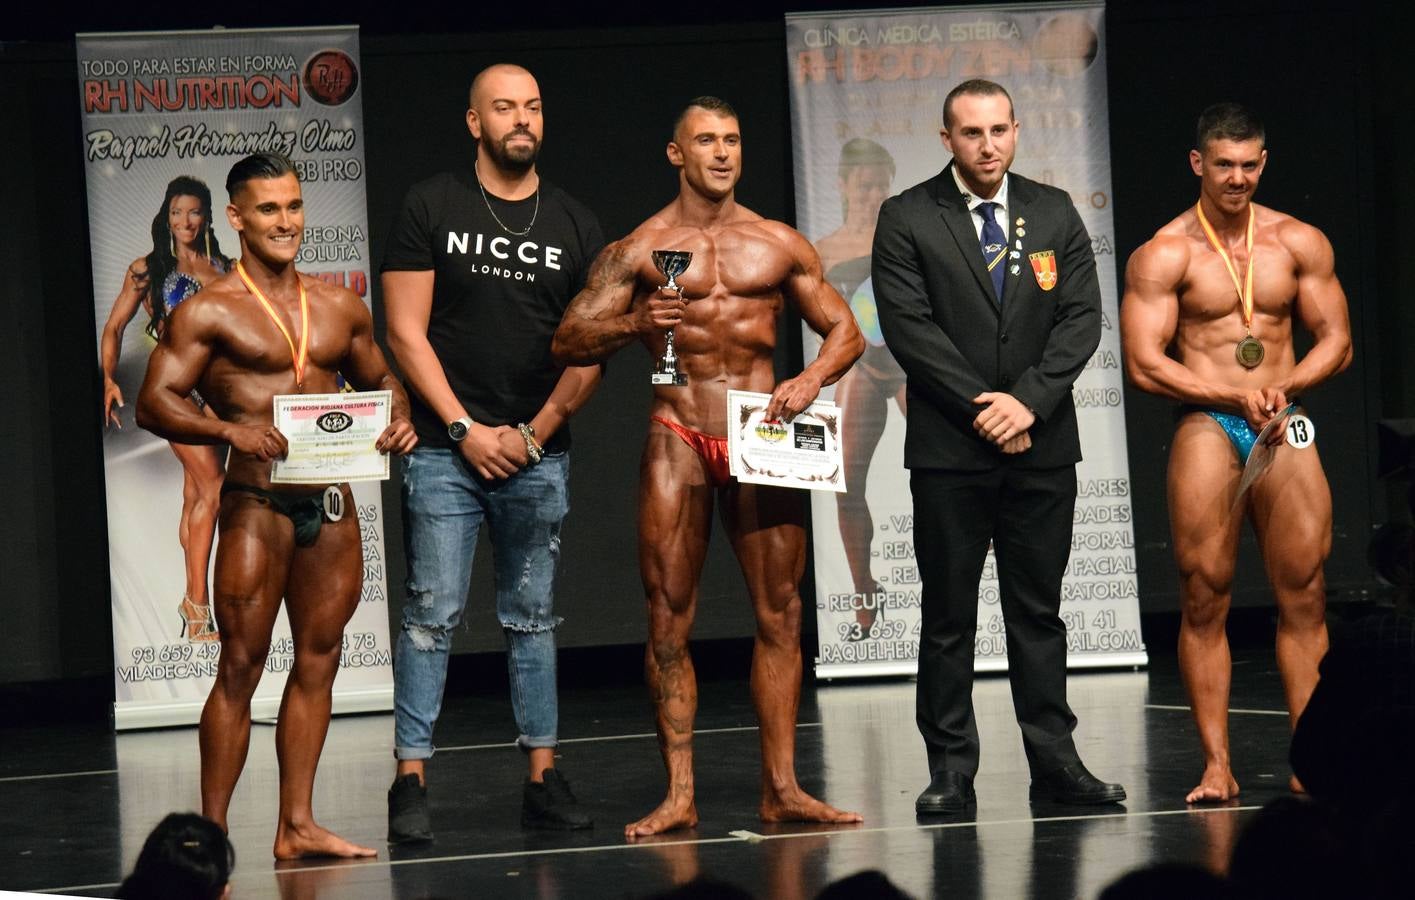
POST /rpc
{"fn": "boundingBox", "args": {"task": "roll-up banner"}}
[78,26,393,728]
[786,3,1146,678]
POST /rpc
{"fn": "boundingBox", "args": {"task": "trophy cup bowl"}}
[650,250,692,386]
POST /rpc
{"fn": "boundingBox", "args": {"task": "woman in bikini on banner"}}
[100,175,231,642]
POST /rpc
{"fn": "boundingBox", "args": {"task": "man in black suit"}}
[872,78,1124,812]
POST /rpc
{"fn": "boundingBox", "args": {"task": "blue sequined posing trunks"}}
[1183,403,1299,465]
[1205,410,1261,464]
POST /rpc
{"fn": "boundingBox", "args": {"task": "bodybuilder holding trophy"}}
[552,96,864,837]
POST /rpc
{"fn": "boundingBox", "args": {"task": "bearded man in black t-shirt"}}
[380,63,605,841]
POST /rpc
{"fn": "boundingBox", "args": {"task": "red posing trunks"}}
[651,415,732,487]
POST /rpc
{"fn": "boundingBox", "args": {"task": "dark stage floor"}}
[1,641,1302,898]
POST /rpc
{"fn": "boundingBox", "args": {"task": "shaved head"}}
[465,63,543,175]
[469,63,536,108]
[672,95,737,143]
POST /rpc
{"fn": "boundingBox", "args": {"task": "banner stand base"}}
[815,650,1150,682]
[113,686,393,731]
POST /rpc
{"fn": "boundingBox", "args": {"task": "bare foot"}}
[273,821,377,860]
[625,792,698,839]
[760,786,862,825]
[1185,764,1240,804]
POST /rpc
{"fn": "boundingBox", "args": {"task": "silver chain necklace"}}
[475,162,539,236]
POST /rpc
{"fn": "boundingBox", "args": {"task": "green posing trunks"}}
[221,482,341,547]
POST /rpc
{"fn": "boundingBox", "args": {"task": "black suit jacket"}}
[872,163,1102,471]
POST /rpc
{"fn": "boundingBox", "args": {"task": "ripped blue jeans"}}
[394,446,569,759]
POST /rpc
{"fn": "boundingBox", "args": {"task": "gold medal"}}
[1196,202,1259,371]
[1235,334,1264,369]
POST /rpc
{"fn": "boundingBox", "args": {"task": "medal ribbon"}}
[236,259,308,388]
[1195,202,1255,332]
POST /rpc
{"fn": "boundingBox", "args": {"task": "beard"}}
[480,127,539,173]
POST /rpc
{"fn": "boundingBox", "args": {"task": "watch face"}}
[448,420,469,442]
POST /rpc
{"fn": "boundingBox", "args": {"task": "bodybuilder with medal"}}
[1120,103,1352,803]
[137,152,418,857]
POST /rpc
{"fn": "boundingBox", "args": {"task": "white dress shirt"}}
[950,165,1011,244]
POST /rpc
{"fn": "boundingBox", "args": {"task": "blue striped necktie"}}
[978,201,1006,301]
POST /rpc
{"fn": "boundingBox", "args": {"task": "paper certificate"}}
[271,390,391,484]
[727,390,845,492]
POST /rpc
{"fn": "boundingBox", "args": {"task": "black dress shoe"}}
[1029,763,1126,804]
[915,771,975,814]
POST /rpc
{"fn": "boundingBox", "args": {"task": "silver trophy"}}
[650,250,692,386]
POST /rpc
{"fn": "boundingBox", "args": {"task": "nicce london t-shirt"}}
[381,170,604,451]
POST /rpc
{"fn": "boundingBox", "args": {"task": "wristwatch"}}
[447,416,474,442]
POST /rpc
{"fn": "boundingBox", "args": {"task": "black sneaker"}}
[388,773,433,843]
[522,768,593,830]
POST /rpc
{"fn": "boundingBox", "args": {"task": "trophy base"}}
[651,372,688,386]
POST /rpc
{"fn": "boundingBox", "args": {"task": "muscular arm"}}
[135,300,284,460]
[551,239,671,365]
[1279,224,1352,394]
[871,196,991,419]
[99,260,149,427]
[533,211,609,439]
[529,365,602,445]
[1120,237,1247,409]
[769,228,864,420]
